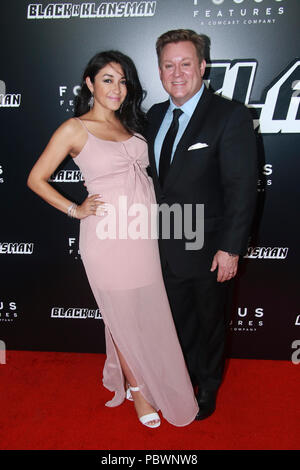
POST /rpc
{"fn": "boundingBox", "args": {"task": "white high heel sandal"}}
[126,387,133,401]
[129,386,161,429]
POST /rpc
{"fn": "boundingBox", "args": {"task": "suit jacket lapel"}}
[147,100,169,192]
[163,87,213,192]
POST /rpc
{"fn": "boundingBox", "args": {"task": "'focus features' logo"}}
[207,0,284,4]
[230,307,264,332]
[0,301,19,322]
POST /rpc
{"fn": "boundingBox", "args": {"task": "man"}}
[146,30,258,420]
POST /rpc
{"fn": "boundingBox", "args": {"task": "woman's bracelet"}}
[67,202,78,218]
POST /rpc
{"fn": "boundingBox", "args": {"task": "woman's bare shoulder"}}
[59,117,82,134]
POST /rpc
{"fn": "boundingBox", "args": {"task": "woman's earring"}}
[88,94,94,108]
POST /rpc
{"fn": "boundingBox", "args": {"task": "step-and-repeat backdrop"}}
[1,0,299,360]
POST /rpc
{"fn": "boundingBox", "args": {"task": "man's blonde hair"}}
[156,29,206,65]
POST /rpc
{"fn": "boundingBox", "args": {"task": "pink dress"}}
[73,119,198,426]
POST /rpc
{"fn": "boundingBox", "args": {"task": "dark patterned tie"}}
[159,108,183,186]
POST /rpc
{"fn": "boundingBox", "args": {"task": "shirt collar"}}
[169,83,205,117]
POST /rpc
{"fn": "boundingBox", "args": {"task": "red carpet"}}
[0,351,299,450]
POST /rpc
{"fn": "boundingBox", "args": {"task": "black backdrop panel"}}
[1,0,299,360]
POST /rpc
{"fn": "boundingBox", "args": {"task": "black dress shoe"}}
[195,389,217,421]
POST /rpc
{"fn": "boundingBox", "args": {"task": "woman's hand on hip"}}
[76,194,107,219]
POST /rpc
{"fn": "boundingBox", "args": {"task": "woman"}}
[27,50,198,428]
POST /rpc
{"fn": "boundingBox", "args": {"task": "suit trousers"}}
[162,261,233,392]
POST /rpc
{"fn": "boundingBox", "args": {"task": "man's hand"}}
[210,250,239,282]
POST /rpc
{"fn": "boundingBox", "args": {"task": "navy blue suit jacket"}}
[146,87,258,277]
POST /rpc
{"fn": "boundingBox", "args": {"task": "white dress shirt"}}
[154,84,205,171]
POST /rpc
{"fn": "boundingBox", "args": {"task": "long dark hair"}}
[74,50,147,135]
